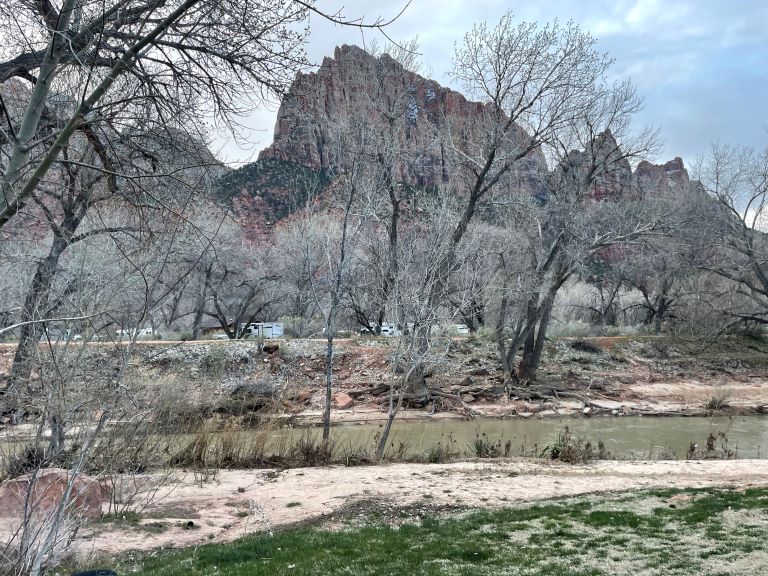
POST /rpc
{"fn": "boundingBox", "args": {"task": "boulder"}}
[333,392,354,410]
[0,468,102,520]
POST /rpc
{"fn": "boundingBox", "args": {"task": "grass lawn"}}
[79,487,768,576]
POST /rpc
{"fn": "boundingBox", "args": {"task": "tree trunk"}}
[460,298,484,333]
[494,275,515,383]
[322,326,333,450]
[0,0,77,226]
[10,235,69,389]
[375,382,404,461]
[518,329,536,381]
[517,293,555,382]
[654,298,666,334]
[47,413,65,456]
[514,295,541,383]
[191,265,212,340]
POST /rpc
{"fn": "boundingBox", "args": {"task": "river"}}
[270,415,768,459]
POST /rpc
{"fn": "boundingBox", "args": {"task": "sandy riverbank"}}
[19,458,763,558]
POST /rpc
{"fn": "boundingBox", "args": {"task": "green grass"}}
[85,488,768,576]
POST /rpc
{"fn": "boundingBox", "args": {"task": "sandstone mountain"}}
[217,45,691,232]
[258,44,548,189]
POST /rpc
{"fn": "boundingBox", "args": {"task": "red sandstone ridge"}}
[223,45,693,235]
[257,44,690,201]
[258,44,548,192]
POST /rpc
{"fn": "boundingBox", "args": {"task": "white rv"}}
[242,322,284,339]
[116,327,155,340]
[379,323,400,337]
[454,324,470,336]
[359,323,401,337]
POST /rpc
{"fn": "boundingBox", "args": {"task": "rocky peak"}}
[551,130,690,201]
[259,44,547,190]
[633,157,690,196]
[553,131,633,200]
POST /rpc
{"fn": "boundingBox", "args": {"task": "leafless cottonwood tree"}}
[498,132,664,385]
[374,195,480,460]
[617,238,694,333]
[379,15,625,388]
[171,210,280,340]
[313,139,365,449]
[6,106,221,388]
[300,38,430,336]
[443,14,663,385]
[690,141,768,327]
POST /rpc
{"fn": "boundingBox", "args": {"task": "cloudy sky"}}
[214,0,768,169]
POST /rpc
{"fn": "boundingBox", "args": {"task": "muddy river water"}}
[3,415,768,461]
[271,415,768,459]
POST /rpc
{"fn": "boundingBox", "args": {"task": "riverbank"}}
[78,484,768,576]
[3,335,768,428]
[32,458,768,565]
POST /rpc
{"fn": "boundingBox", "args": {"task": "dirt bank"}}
[29,459,768,558]
[2,336,768,429]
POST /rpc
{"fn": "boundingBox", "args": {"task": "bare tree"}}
[278,124,368,448]
[0,0,407,229]
[446,13,662,385]
[6,102,220,387]
[493,143,663,385]
[374,195,478,460]
[382,14,639,389]
[690,141,768,327]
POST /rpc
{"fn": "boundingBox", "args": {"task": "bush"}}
[705,389,731,411]
[419,433,458,464]
[200,345,231,376]
[469,433,511,458]
[1,445,49,480]
[543,427,607,463]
